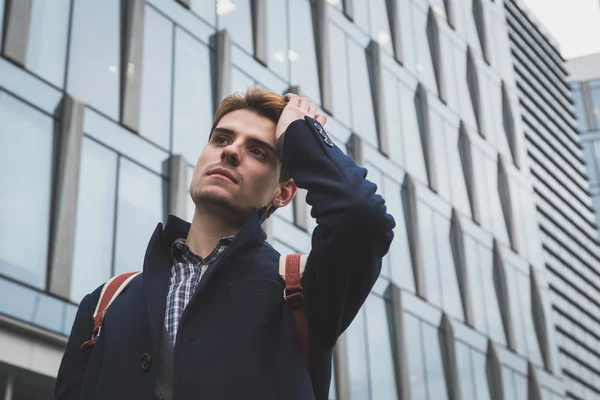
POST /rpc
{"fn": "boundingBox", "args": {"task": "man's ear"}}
[272,179,297,209]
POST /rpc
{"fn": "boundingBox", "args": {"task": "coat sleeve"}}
[279,116,396,349]
[54,290,97,399]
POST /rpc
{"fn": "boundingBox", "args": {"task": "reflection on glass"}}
[345,308,370,398]
[570,83,588,131]
[430,110,452,202]
[405,313,428,399]
[231,67,255,96]
[114,159,165,275]
[485,156,509,243]
[140,6,173,150]
[172,28,213,164]
[26,0,71,87]
[365,295,398,400]
[329,23,351,125]
[382,70,404,165]
[72,138,117,302]
[418,202,442,307]
[67,0,121,119]
[514,373,528,400]
[446,120,471,216]
[413,7,437,93]
[480,245,506,345]
[464,234,486,331]
[352,0,370,33]
[266,0,288,79]
[0,92,53,289]
[506,265,528,356]
[501,367,516,400]
[347,40,378,146]
[218,0,253,53]
[288,0,321,103]
[588,80,600,129]
[191,0,216,25]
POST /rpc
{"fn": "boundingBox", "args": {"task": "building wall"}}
[0,0,564,398]
[506,1,600,399]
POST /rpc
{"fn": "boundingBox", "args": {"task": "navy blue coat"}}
[55,117,395,400]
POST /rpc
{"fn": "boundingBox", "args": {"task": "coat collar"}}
[143,207,268,350]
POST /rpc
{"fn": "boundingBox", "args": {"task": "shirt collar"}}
[170,236,235,263]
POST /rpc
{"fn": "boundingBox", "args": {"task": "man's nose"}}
[221,143,241,166]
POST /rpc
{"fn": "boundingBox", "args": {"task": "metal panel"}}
[1,0,31,66]
[473,0,490,64]
[48,95,85,299]
[443,0,455,29]
[501,81,520,169]
[167,155,190,220]
[415,83,437,192]
[528,362,542,400]
[450,209,474,327]
[487,341,504,400]
[385,284,411,400]
[213,29,231,110]
[402,174,427,299]
[385,0,403,64]
[439,313,461,400]
[466,47,485,138]
[250,0,267,65]
[427,8,446,104]
[121,0,145,132]
[366,40,390,157]
[498,155,518,253]
[458,122,480,224]
[315,0,333,114]
[342,0,354,22]
[493,239,516,351]
[530,266,552,372]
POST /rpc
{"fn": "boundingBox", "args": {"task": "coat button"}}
[140,353,152,371]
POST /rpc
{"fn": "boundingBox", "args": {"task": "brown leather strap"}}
[81,271,140,349]
[284,254,309,367]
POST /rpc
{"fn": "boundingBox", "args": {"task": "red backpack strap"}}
[81,271,141,349]
[280,254,309,367]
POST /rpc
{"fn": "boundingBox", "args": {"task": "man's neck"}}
[186,205,243,259]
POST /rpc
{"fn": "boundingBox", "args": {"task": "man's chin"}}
[192,190,247,215]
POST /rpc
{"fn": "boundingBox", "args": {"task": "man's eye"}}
[250,149,266,158]
[215,136,229,144]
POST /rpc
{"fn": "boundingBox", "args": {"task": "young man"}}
[55,89,395,400]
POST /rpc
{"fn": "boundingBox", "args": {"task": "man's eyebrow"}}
[212,127,276,154]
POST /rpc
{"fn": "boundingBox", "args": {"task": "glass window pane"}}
[418,202,442,307]
[172,28,213,164]
[400,82,428,183]
[465,235,487,333]
[385,177,415,292]
[0,0,4,46]
[471,351,491,400]
[514,373,528,400]
[187,165,195,221]
[352,0,370,33]
[422,323,448,400]
[405,314,428,399]
[266,0,289,80]
[440,31,460,114]
[217,0,253,53]
[456,342,476,400]
[0,92,53,289]
[67,0,121,119]
[329,23,351,125]
[369,0,393,54]
[589,80,600,129]
[446,120,471,216]
[430,110,452,202]
[345,308,371,399]
[457,47,477,128]
[71,138,117,302]
[347,40,378,147]
[382,70,404,166]
[479,244,506,345]
[412,7,437,93]
[114,159,165,275]
[191,0,216,25]
[139,6,173,150]
[501,367,516,400]
[288,0,321,103]
[365,296,398,400]
[329,359,337,399]
[519,272,542,364]
[485,156,509,243]
[571,83,588,131]
[434,214,464,320]
[231,66,255,96]
[506,265,528,356]
[26,0,71,87]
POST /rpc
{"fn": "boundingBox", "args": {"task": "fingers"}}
[315,113,328,126]
[298,97,310,112]
[308,102,318,117]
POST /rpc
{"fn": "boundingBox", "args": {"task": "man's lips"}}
[207,167,238,184]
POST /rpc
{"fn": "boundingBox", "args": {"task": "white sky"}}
[520,0,600,59]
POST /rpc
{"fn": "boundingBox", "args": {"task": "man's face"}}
[190,109,283,219]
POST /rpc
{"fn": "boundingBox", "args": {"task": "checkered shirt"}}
[164,236,234,344]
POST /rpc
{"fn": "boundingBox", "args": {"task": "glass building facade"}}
[506,1,600,399]
[0,0,577,398]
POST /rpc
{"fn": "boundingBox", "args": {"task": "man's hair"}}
[211,88,291,182]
